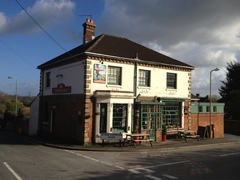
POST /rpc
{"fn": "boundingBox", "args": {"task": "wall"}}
[43,61,85,96]
[225,120,240,135]
[29,95,39,135]
[191,102,225,138]
[191,113,224,138]
[90,60,191,99]
[40,94,86,144]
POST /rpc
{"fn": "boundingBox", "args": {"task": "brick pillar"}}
[83,60,93,144]
[187,72,192,130]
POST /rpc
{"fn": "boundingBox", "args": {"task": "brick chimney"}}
[82,19,96,44]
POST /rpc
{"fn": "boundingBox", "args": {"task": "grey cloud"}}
[0,0,75,34]
[100,0,240,48]
[98,0,240,95]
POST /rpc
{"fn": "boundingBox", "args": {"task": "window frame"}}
[46,72,51,88]
[107,66,122,85]
[166,73,177,89]
[138,69,151,87]
[213,106,217,112]
[112,104,127,132]
[206,106,210,112]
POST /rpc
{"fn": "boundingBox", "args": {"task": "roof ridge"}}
[86,34,106,52]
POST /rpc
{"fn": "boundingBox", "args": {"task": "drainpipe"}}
[133,55,140,132]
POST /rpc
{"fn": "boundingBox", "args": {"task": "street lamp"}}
[8,76,18,116]
[209,68,219,138]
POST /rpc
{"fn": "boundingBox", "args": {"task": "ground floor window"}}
[162,102,181,126]
[112,104,127,132]
[100,103,107,133]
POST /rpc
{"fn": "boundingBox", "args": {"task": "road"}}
[1,131,240,179]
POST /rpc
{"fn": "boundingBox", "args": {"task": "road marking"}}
[3,162,22,180]
[65,150,185,180]
[219,152,240,157]
[145,174,162,180]
[162,174,178,179]
[64,150,124,170]
[132,160,190,170]
[129,169,141,174]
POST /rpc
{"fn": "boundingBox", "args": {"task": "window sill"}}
[106,84,122,88]
[138,86,151,90]
[166,88,177,91]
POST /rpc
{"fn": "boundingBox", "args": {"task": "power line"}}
[14,0,67,52]
[0,39,36,68]
[13,0,88,67]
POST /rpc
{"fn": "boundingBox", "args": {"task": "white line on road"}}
[162,174,178,179]
[219,152,240,157]
[3,162,22,180]
[64,150,124,170]
[145,174,162,180]
[132,160,190,171]
[128,169,141,174]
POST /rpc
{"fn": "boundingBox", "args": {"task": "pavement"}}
[24,133,240,152]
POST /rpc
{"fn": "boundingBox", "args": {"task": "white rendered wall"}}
[90,60,190,99]
[43,61,85,96]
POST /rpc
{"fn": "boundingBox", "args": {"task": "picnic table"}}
[125,133,153,148]
[177,130,200,142]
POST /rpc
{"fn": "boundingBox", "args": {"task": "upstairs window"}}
[206,106,210,112]
[139,70,150,87]
[213,106,217,112]
[108,66,122,85]
[167,73,177,89]
[46,72,51,87]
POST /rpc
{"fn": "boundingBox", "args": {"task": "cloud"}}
[0,12,8,32]
[0,0,75,34]
[98,0,240,95]
[99,0,240,64]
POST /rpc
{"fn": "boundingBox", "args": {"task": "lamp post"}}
[8,76,18,116]
[209,68,219,138]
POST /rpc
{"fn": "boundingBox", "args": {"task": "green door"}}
[141,113,156,141]
[140,103,162,141]
[147,113,156,140]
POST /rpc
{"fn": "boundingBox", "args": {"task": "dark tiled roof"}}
[38,34,193,69]
[191,94,200,101]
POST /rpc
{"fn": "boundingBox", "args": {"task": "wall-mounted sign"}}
[52,83,71,93]
[93,64,106,83]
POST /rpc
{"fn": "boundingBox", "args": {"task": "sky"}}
[1,0,239,97]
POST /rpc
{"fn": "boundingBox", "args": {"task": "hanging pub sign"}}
[93,64,106,83]
[52,83,71,93]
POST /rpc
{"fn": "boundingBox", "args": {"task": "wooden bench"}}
[184,134,200,142]
[131,138,154,148]
[177,130,200,142]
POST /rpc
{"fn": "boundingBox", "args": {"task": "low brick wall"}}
[224,120,240,135]
[191,113,224,138]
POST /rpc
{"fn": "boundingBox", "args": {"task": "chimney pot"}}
[82,19,96,44]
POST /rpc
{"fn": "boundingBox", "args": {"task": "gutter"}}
[86,52,194,70]
[37,52,85,69]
